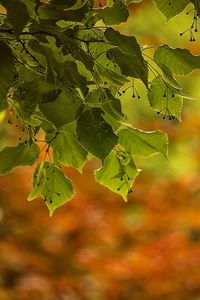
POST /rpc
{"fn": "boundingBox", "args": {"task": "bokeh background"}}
[1,1,200,299]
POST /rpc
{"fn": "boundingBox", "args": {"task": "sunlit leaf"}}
[0,143,40,174]
[105,28,148,87]
[28,162,74,216]
[95,150,140,201]
[119,128,168,159]
[154,45,200,75]
[153,0,190,20]
[148,76,183,121]
[39,90,84,128]
[97,0,129,25]
[52,131,88,172]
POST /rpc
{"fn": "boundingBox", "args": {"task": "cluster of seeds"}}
[180,8,199,42]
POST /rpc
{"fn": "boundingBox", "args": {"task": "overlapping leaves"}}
[0,0,199,214]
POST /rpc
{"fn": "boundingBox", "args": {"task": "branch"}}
[0,28,114,45]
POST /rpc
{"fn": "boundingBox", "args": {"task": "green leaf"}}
[0,143,40,174]
[0,41,14,105]
[105,28,148,87]
[38,1,90,22]
[148,76,183,121]
[54,30,94,71]
[95,150,140,201]
[76,108,118,161]
[119,128,168,159]
[1,0,30,36]
[15,68,62,108]
[52,131,88,171]
[85,88,125,120]
[39,90,84,128]
[97,0,129,25]
[89,40,114,67]
[95,63,129,87]
[154,45,200,75]
[27,161,45,200]
[19,0,37,18]
[28,162,74,216]
[59,61,88,95]
[158,63,182,90]
[153,0,190,20]
[27,39,60,82]
[85,88,125,131]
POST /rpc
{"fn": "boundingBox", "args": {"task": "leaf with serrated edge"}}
[148,76,183,121]
[39,90,83,128]
[97,0,129,25]
[0,143,40,174]
[76,108,118,161]
[28,162,74,216]
[119,128,168,159]
[105,28,148,87]
[154,45,200,75]
[52,131,87,172]
[153,0,190,20]
[95,150,140,201]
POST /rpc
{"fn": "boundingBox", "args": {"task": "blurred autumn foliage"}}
[1,1,200,299]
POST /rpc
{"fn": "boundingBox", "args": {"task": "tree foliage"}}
[0,0,199,215]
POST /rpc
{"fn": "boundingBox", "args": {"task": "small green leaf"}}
[119,128,168,159]
[0,143,40,174]
[97,0,129,25]
[38,1,90,22]
[85,88,125,121]
[15,68,62,108]
[39,90,84,128]
[95,63,129,87]
[19,0,37,18]
[154,45,200,75]
[95,150,140,201]
[61,61,87,94]
[105,28,148,87]
[54,31,94,71]
[1,0,30,36]
[28,162,74,216]
[52,131,88,172]
[28,39,60,82]
[76,108,118,161]
[148,76,183,121]
[27,161,44,200]
[153,0,190,20]
[158,63,182,90]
